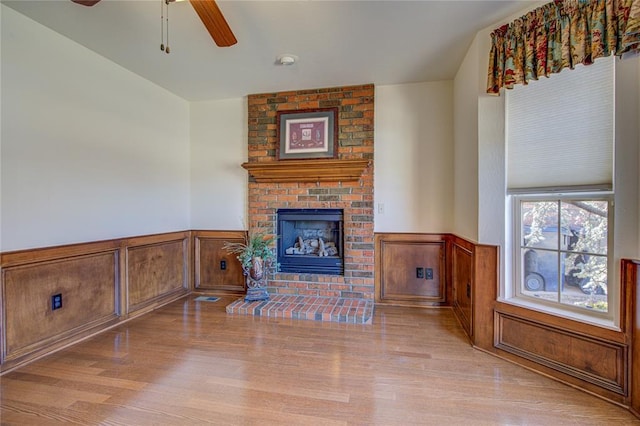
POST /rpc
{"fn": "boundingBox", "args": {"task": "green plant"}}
[223,230,278,273]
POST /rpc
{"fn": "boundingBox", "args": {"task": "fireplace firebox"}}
[277,209,344,275]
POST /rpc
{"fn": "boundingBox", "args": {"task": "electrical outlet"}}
[220,260,227,270]
[416,267,424,279]
[425,268,433,280]
[51,293,62,311]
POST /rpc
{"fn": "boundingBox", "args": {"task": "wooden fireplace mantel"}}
[241,159,371,183]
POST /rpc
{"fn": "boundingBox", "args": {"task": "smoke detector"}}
[276,54,298,66]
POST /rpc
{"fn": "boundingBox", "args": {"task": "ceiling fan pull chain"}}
[160,0,165,51]
[165,0,170,54]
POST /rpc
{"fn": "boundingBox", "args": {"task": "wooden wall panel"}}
[449,237,498,348]
[126,238,188,312]
[2,250,118,364]
[193,231,246,294]
[375,234,446,306]
[472,244,499,349]
[625,260,640,417]
[0,231,191,373]
[496,312,626,395]
[484,257,632,406]
[451,242,473,336]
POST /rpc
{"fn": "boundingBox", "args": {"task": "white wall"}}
[473,28,507,247]
[188,82,457,235]
[190,98,247,230]
[638,53,640,256]
[0,4,3,253]
[374,82,454,233]
[615,53,640,262]
[1,6,190,251]
[452,37,481,242]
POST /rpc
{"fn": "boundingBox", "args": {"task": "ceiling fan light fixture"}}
[276,54,298,66]
[70,0,101,6]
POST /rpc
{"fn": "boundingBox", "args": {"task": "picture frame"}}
[276,108,338,160]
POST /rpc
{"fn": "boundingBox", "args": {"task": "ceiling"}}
[2,0,535,102]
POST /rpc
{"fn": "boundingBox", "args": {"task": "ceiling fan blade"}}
[189,0,237,47]
[71,0,101,6]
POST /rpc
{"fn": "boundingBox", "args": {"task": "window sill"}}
[497,296,620,332]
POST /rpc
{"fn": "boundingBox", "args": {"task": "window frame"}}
[510,191,615,323]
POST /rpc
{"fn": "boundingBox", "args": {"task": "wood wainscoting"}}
[192,230,246,295]
[375,233,448,307]
[0,231,191,373]
[450,236,498,349]
[2,248,119,366]
[126,234,191,314]
[451,240,473,334]
[374,233,496,320]
[629,259,640,417]
[477,259,637,407]
[494,311,627,396]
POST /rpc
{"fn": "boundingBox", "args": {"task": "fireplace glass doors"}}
[277,209,344,275]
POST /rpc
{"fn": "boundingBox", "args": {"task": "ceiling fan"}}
[70,0,237,48]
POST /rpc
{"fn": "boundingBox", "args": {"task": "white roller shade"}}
[506,56,614,192]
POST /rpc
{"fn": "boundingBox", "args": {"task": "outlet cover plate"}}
[425,268,433,280]
[52,293,62,310]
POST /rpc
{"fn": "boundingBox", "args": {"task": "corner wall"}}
[452,35,480,242]
[190,98,247,230]
[375,82,454,233]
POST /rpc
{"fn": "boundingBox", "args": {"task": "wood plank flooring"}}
[1,295,638,425]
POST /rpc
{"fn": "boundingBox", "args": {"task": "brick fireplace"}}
[226,84,375,323]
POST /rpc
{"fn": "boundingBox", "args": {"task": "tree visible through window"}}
[518,197,609,313]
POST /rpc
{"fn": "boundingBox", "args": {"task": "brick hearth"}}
[226,295,374,324]
[242,84,375,321]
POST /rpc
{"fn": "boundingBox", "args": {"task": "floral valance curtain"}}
[487,0,640,94]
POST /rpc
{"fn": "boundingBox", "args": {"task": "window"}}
[506,56,615,320]
[514,195,611,314]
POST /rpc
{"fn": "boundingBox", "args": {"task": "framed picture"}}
[276,108,338,160]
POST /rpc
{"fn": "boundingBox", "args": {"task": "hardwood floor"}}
[1,295,638,425]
